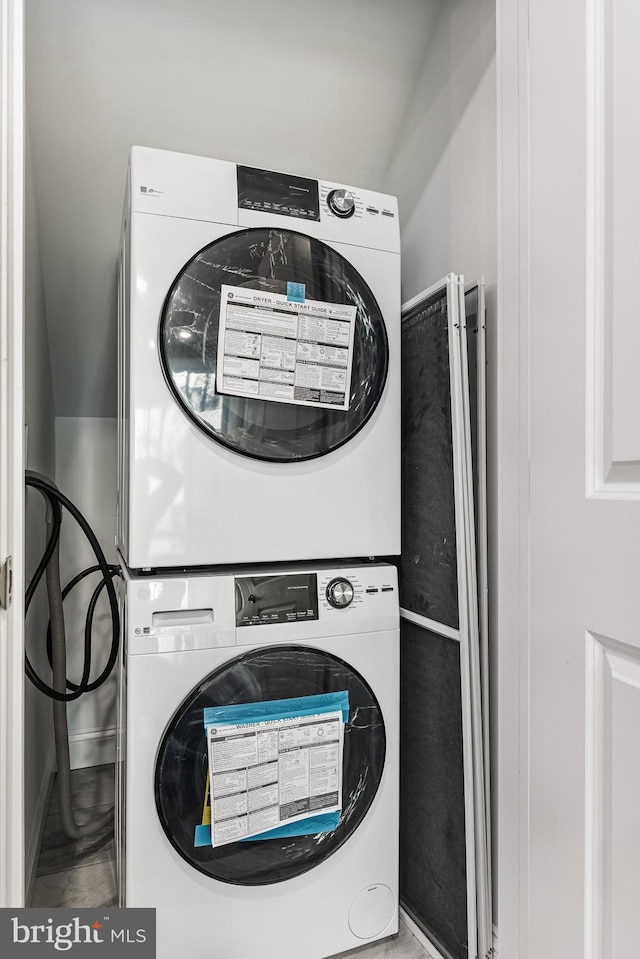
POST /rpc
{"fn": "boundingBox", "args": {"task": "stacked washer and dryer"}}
[116,146,401,959]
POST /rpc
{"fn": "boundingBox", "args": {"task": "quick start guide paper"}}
[216,285,356,410]
[206,709,345,847]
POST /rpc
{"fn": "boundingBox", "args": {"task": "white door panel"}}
[587,0,640,492]
[586,636,640,958]
[525,0,640,956]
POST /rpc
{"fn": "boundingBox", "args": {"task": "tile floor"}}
[30,763,117,909]
[31,764,434,959]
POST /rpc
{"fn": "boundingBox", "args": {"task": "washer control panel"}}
[317,567,396,615]
[234,565,398,642]
[326,577,355,608]
[235,572,319,627]
[235,567,397,626]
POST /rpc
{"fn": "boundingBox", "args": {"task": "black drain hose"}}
[25,470,119,839]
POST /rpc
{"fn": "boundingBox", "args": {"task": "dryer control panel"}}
[128,146,399,258]
[237,166,367,224]
[236,160,399,232]
[237,166,321,221]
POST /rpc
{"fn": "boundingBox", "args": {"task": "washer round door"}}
[154,645,386,885]
[159,228,388,462]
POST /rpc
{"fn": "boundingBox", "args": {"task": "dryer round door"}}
[159,228,388,461]
[154,645,386,885]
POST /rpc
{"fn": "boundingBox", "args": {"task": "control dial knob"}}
[326,577,355,609]
[327,189,356,219]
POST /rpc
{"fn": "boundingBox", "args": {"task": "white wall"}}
[55,417,118,768]
[24,123,57,891]
[382,0,496,299]
[25,0,441,420]
[381,0,498,921]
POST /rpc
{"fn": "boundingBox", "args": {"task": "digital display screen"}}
[235,573,319,626]
[237,166,320,221]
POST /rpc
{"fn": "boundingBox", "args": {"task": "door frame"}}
[0,0,25,908]
[495,0,531,956]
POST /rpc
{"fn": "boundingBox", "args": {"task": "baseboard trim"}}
[69,725,116,770]
[24,736,56,906]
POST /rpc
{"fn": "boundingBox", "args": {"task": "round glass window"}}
[154,645,386,885]
[159,228,388,462]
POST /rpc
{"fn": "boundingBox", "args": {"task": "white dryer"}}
[117,147,400,570]
[116,560,399,959]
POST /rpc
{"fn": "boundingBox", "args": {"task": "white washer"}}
[116,561,399,959]
[117,147,400,570]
